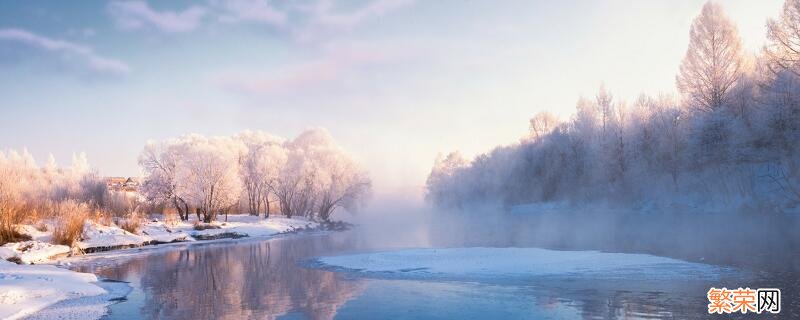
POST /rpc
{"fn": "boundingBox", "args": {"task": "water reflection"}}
[66,232,781,319]
[76,235,365,320]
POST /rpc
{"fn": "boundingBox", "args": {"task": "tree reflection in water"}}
[67,232,783,320]
[76,235,364,320]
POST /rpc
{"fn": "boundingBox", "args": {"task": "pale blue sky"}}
[0,0,784,196]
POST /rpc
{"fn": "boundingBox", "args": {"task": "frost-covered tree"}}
[273,145,315,218]
[274,128,371,220]
[424,1,800,213]
[525,111,559,142]
[425,152,468,206]
[237,131,285,218]
[176,136,244,223]
[140,129,371,222]
[676,2,743,112]
[139,140,191,220]
[766,0,800,76]
[313,148,371,222]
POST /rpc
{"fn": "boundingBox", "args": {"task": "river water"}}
[67,230,797,319]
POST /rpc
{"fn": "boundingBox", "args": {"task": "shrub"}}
[52,200,89,247]
[117,212,142,234]
[164,207,180,226]
[193,220,220,230]
[0,229,31,245]
[104,191,140,218]
[0,203,28,245]
[91,209,113,227]
[0,172,27,245]
[35,222,48,232]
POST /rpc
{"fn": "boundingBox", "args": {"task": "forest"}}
[426,2,800,214]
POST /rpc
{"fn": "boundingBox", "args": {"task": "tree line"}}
[0,128,370,245]
[426,1,800,211]
[139,128,371,223]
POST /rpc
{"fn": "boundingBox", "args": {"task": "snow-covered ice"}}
[315,247,729,281]
[0,260,106,319]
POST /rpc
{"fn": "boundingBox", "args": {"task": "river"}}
[64,230,797,319]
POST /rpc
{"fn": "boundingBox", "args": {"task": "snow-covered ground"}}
[315,247,729,281]
[0,241,71,265]
[0,259,106,320]
[0,215,318,319]
[0,215,317,260]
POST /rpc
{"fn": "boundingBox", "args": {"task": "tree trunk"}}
[172,197,185,221]
[264,198,270,219]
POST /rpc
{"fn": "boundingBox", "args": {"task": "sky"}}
[0,0,785,199]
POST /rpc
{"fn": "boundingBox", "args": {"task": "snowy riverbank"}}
[0,215,320,319]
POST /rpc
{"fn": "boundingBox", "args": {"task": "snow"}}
[315,247,729,281]
[22,279,131,320]
[0,262,106,320]
[0,241,71,264]
[3,215,315,256]
[189,215,317,238]
[75,215,315,251]
[16,225,52,243]
[138,221,191,243]
[79,221,147,250]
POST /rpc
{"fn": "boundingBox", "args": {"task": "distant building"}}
[105,177,140,192]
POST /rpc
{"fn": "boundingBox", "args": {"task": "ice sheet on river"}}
[314,247,730,281]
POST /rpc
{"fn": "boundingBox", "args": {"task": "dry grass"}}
[91,209,113,227]
[163,207,180,226]
[0,183,27,245]
[117,212,142,234]
[0,229,31,245]
[0,205,29,245]
[105,191,141,218]
[35,222,48,232]
[193,220,220,231]
[52,200,89,247]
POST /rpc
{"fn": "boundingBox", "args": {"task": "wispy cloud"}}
[292,0,415,41]
[0,28,131,75]
[212,0,287,27]
[309,0,414,30]
[106,0,413,39]
[107,0,208,33]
